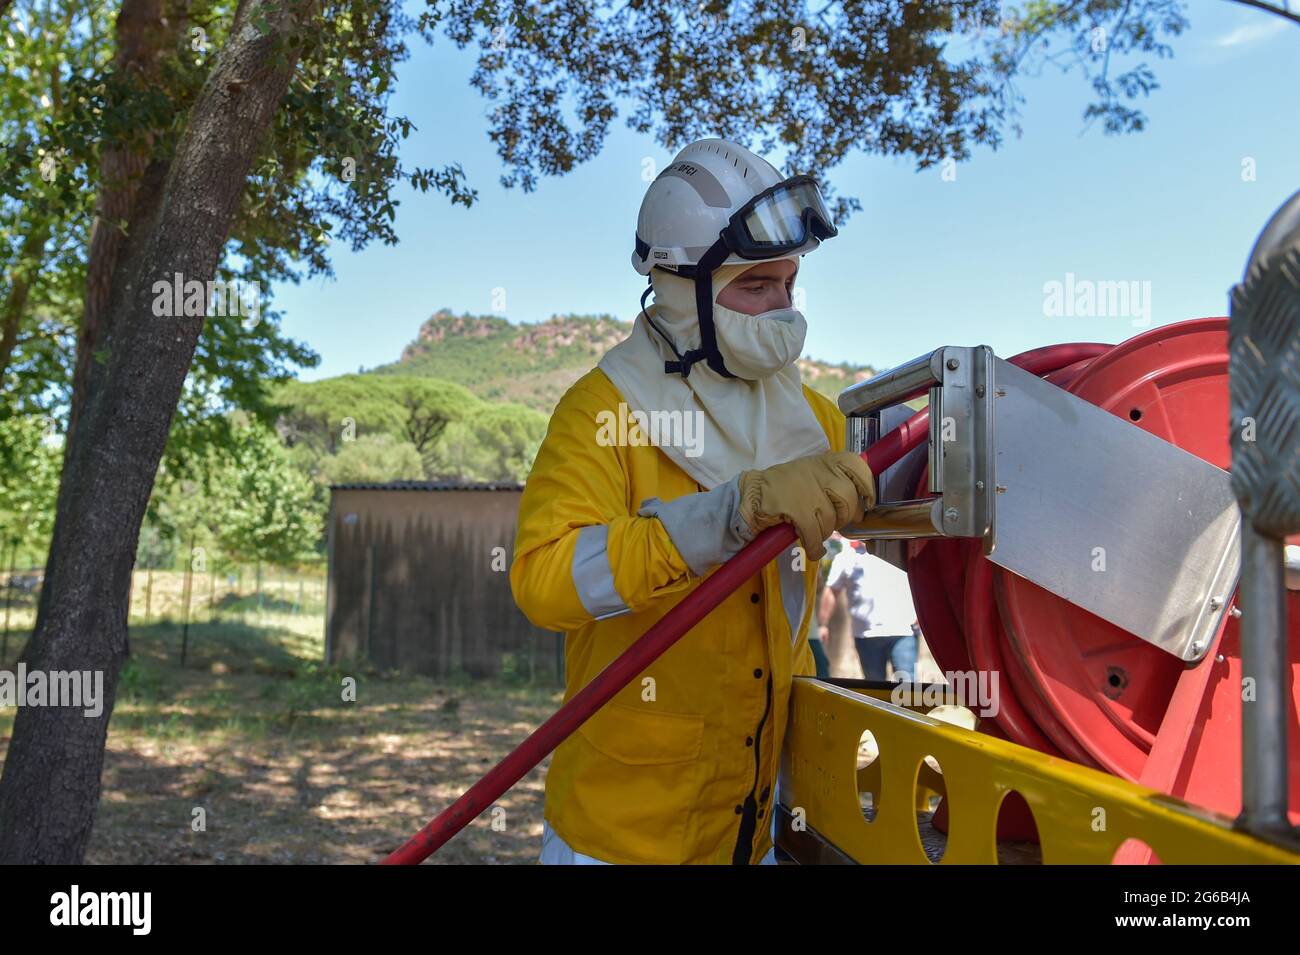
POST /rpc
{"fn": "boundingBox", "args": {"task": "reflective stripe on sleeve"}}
[571,524,631,620]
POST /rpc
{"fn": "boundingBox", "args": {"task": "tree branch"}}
[1226,0,1300,28]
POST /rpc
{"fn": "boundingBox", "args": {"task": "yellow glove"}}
[737,451,876,560]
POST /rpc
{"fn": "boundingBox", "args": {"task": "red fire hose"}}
[382,342,1106,864]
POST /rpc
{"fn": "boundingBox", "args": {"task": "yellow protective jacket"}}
[510,367,845,864]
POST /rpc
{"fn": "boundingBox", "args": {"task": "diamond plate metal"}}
[1229,195,1300,537]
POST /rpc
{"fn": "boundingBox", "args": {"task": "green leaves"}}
[406,162,477,207]
[215,430,322,566]
[988,1,1190,137]
[318,432,424,484]
[0,413,60,558]
[1,0,474,440]
[251,3,276,38]
[269,367,548,484]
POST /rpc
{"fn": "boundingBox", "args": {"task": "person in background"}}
[809,534,846,678]
[819,535,918,682]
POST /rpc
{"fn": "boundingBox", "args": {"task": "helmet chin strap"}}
[639,282,693,376]
[642,240,738,380]
[690,241,738,379]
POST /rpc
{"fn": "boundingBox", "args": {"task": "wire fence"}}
[0,562,328,667]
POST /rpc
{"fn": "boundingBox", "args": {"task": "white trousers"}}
[540,810,779,865]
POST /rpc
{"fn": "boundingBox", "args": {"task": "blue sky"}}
[273,3,1300,382]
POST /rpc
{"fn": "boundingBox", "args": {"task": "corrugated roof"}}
[329,480,524,492]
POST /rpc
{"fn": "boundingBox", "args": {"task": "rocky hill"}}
[375,308,876,413]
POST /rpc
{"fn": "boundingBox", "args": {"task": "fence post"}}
[180,533,195,666]
[2,541,15,664]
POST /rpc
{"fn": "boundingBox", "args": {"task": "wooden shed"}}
[325,481,561,682]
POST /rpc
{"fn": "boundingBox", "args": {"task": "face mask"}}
[711,302,808,380]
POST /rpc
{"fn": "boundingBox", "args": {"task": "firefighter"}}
[510,138,875,864]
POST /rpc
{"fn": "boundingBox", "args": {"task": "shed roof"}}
[329,480,525,492]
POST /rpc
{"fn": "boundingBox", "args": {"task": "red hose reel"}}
[909,318,1300,827]
[385,318,1295,864]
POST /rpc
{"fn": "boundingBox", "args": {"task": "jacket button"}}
[753,668,763,679]
[746,736,754,747]
[759,785,771,803]
[734,805,743,815]
[758,809,765,819]
[750,592,759,604]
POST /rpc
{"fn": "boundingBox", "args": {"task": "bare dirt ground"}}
[83,671,558,865]
[0,581,560,865]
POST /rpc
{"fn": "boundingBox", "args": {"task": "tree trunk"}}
[67,0,188,446]
[0,0,313,864]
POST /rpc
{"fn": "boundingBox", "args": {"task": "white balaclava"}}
[597,256,831,489]
[647,260,809,381]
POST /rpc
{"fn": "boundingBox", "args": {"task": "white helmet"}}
[632,138,836,276]
[631,138,838,379]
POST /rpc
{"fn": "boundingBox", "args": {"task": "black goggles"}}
[718,174,838,260]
